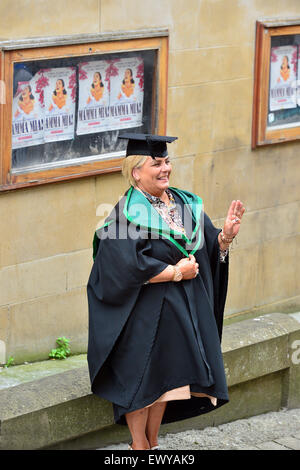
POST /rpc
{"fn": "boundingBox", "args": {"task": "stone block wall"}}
[0,0,300,363]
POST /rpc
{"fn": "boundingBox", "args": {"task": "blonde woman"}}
[87,133,245,450]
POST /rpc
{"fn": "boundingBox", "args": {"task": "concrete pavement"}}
[97,407,300,450]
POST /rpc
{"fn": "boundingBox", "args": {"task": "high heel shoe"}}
[128,443,159,450]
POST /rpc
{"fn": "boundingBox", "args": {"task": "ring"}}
[234,217,240,222]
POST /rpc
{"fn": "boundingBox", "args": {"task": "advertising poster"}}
[269,45,297,111]
[297,48,300,107]
[12,72,45,149]
[43,67,76,142]
[109,56,144,130]
[12,56,145,149]
[77,60,110,135]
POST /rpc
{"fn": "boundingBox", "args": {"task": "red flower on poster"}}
[270,48,278,62]
[291,48,298,73]
[35,71,50,107]
[105,59,120,92]
[68,68,77,103]
[136,61,144,91]
[78,63,89,81]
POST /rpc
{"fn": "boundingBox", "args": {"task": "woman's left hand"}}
[223,200,245,239]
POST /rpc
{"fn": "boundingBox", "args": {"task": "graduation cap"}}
[118,133,178,158]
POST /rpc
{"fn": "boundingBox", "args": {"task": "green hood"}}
[93,187,203,260]
[123,186,203,257]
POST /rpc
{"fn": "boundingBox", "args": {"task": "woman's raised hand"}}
[223,200,245,239]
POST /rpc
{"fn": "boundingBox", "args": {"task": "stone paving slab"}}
[256,441,290,450]
[97,408,300,451]
[273,436,300,450]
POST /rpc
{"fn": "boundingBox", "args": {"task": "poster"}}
[43,67,76,142]
[12,72,45,149]
[109,57,144,130]
[12,67,76,149]
[12,56,145,149]
[297,48,300,107]
[269,45,297,111]
[77,60,110,135]
[76,56,144,135]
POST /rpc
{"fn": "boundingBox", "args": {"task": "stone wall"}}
[0,0,300,363]
[1,313,299,450]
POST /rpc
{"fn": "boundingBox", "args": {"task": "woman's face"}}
[94,73,101,84]
[22,86,30,98]
[125,69,132,80]
[133,156,172,195]
[282,56,288,69]
[56,80,63,91]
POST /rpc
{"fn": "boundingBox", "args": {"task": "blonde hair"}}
[122,154,148,186]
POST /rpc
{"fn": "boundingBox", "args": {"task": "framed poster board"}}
[252,19,300,148]
[0,30,169,191]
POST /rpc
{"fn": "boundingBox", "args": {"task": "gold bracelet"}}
[172,265,183,282]
[218,233,231,251]
[220,230,234,244]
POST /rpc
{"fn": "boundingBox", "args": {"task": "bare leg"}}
[146,402,167,448]
[125,407,150,450]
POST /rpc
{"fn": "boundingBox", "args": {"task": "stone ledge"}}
[0,312,299,450]
[0,28,169,50]
[0,367,114,450]
[222,312,300,387]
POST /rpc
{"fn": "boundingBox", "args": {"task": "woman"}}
[277,55,290,83]
[15,85,35,117]
[49,79,67,111]
[87,72,104,104]
[87,133,245,450]
[118,68,135,99]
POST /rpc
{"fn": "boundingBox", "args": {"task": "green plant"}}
[49,337,71,360]
[4,356,15,368]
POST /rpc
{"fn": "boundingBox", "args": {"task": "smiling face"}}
[22,86,30,98]
[56,79,64,91]
[132,155,172,197]
[93,72,101,85]
[282,56,289,69]
[125,68,132,80]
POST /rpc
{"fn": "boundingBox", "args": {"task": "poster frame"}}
[0,30,169,191]
[252,19,300,148]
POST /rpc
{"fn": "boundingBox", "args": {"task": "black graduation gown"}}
[87,187,229,425]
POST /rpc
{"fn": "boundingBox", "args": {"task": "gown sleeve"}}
[87,221,169,389]
[90,222,169,305]
[203,213,229,341]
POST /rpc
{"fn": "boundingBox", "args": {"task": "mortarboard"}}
[118,133,178,158]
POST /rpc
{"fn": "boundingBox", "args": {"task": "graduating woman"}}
[87,134,245,450]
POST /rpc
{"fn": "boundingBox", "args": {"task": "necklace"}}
[139,188,186,234]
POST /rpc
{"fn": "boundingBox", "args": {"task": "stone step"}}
[0,353,87,390]
[97,408,300,450]
[0,312,299,450]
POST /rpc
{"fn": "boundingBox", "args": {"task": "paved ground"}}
[97,407,300,450]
